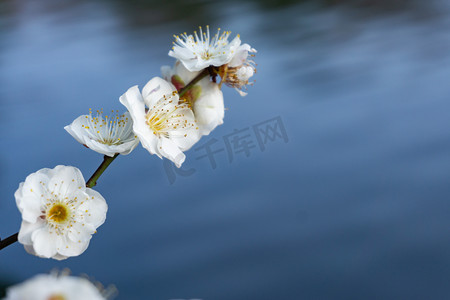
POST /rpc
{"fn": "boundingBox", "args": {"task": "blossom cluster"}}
[2,24,256,300]
[7,25,256,269]
[65,26,257,167]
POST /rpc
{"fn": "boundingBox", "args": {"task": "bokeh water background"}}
[1,0,450,299]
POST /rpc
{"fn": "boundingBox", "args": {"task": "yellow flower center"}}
[48,294,66,300]
[97,138,120,146]
[200,50,213,60]
[47,204,70,224]
[144,92,196,137]
[145,112,170,134]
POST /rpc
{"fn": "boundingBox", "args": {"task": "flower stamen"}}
[169,26,241,71]
[145,93,197,137]
[47,203,70,224]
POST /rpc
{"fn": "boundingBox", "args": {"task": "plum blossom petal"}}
[17,221,43,245]
[142,77,176,107]
[31,228,58,258]
[229,43,256,67]
[157,137,186,168]
[193,82,224,135]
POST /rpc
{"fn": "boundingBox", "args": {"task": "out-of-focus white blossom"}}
[4,271,116,300]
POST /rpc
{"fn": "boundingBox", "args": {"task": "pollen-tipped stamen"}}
[145,92,197,137]
[82,109,132,146]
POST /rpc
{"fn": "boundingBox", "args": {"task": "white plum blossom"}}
[169,26,241,72]
[161,61,224,136]
[15,165,108,260]
[219,43,257,96]
[119,77,200,167]
[65,110,139,157]
[3,271,115,300]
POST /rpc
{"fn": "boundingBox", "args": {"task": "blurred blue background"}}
[1,0,450,299]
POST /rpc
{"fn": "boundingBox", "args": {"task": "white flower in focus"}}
[64,110,139,157]
[4,271,114,300]
[119,77,200,167]
[161,61,225,136]
[169,25,241,72]
[15,165,108,260]
[219,43,257,96]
